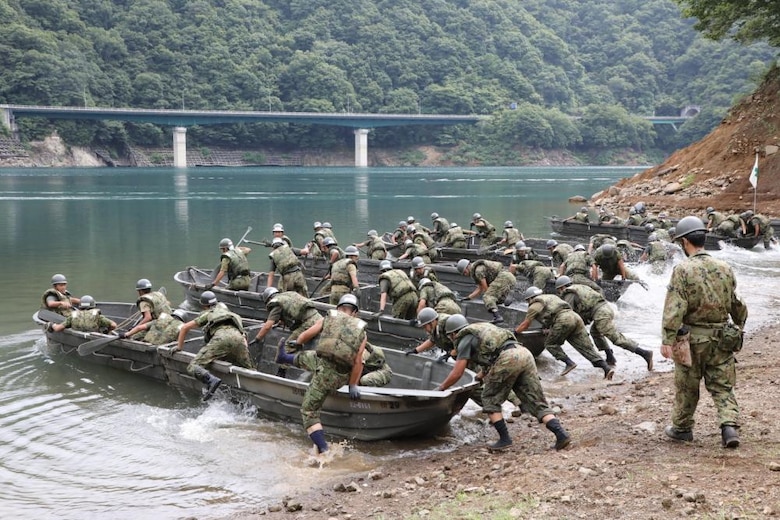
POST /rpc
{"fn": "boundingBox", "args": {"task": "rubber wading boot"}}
[202,372,222,402]
[637,348,654,371]
[721,426,740,449]
[596,360,615,380]
[604,349,617,367]
[560,358,577,376]
[664,425,693,442]
[546,418,571,450]
[488,419,512,451]
[490,309,504,324]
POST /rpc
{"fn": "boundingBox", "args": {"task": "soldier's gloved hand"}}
[404,347,417,356]
[205,283,215,290]
[348,385,361,400]
[436,352,451,363]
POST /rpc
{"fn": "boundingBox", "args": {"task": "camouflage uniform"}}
[41,288,75,317]
[470,260,516,311]
[572,210,589,223]
[561,284,640,354]
[642,240,669,274]
[328,258,358,305]
[550,243,574,265]
[442,225,467,249]
[502,227,522,245]
[750,214,774,248]
[391,225,407,244]
[589,234,617,251]
[409,265,439,288]
[378,269,419,319]
[560,250,602,293]
[472,218,498,245]
[359,343,393,386]
[453,323,554,420]
[188,305,254,379]
[413,231,438,261]
[298,310,367,429]
[707,211,726,230]
[136,290,173,341]
[266,291,322,348]
[143,313,184,345]
[404,241,431,264]
[627,213,643,226]
[366,236,387,260]
[419,280,462,315]
[662,251,747,433]
[61,309,114,332]
[220,248,251,290]
[715,215,740,237]
[514,260,555,290]
[592,248,637,281]
[525,294,605,366]
[431,216,450,240]
[269,244,308,297]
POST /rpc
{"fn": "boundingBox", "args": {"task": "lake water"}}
[1,166,777,518]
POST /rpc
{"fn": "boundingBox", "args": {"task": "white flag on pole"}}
[749,154,759,188]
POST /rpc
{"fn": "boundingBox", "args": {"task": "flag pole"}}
[750,152,759,213]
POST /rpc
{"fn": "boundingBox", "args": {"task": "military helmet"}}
[574,244,586,252]
[407,226,416,234]
[431,212,439,220]
[367,229,378,237]
[629,208,637,216]
[444,313,469,334]
[674,216,707,240]
[404,239,414,247]
[79,295,96,309]
[659,212,668,218]
[313,221,322,229]
[522,286,543,301]
[219,237,233,249]
[504,220,513,228]
[344,245,359,256]
[706,206,715,214]
[740,210,754,220]
[322,222,332,229]
[271,237,284,248]
[418,277,433,288]
[323,237,336,247]
[272,223,284,232]
[456,259,470,274]
[411,256,425,268]
[406,216,415,224]
[472,212,481,221]
[51,273,68,285]
[644,223,655,232]
[599,243,617,258]
[398,220,407,228]
[379,260,393,272]
[668,227,676,238]
[136,278,153,290]
[554,276,572,290]
[515,240,526,250]
[172,308,188,321]
[200,291,218,306]
[580,206,588,213]
[647,233,658,242]
[261,286,279,303]
[450,222,458,228]
[634,201,647,214]
[546,239,558,249]
[416,307,438,327]
[337,293,359,311]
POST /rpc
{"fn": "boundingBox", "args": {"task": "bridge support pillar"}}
[173,126,187,168]
[1,107,17,136]
[354,128,369,167]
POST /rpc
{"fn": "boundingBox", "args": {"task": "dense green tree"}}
[673,0,780,46]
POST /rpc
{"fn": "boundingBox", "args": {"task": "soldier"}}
[271,223,293,248]
[304,221,328,256]
[430,212,450,241]
[547,239,574,266]
[417,277,461,315]
[121,308,188,344]
[515,286,614,379]
[497,221,523,247]
[390,220,408,244]
[640,233,671,274]
[441,222,467,249]
[512,259,555,291]
[588,234,617,253]
[556,276,654,370]
[511,241,539,263]
[376,260,419,320]
[456,259,516,324]
[352,229,387,260]
[267,237,308,297]
[411,226,438,261]
[564,206,589,223]
[627,207,643,226]
[748,212,775,248]
[408,256,438,288]
[591,243,638,281]
[325,246,360,305]
[705,207,726,232]
[715,213,741,237]
[50,296,117,334]
[254,287,322,347]
[175,290,254,401]
[41,273,80,317]
[660,216,748,449]
[134,278,172,338]
[397,238,431,264]
[558,244,603,293]
[322,236,344,264]
[437,315,571,451]
[211,238,252,290]
[277,293,367,454]
[471,213,498,245]
[408,308,455,358]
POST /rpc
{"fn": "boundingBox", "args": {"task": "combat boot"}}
[560,358,577,376]
[721,425,740,448]
[595,359,615,380]
[546,418,571,450]
[489,419,513,451]
[604,349,617,367]
[201,371,222,402]
[664,425,693,442]
[489,309,504,324]
[636,347,654,371]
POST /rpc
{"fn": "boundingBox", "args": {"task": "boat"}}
[548,216,762,250]
[33,303,480,442]
[174,267,549,356]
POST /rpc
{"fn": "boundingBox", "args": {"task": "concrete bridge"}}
[0,105,484,168]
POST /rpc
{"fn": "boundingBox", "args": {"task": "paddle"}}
[77,310,143,356]
[244,238,272,247]
[310,277,329,298]
[38,309,67,324]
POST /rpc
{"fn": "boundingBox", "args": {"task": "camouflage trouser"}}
[298,356,351,429]
[359,364,393,387]
[329,284,351,305]
[481,233,499,246]
[672,337,738,431]
[600,267,638,281]
[370,250,387,260]
[434,297,461,316]
[283,310,322,352]
[281,270,309,297]
[187,328,254,376]
[569,273,603,294]
[448,239,467,249]
[544,310,603,365]
[590,304,639,353]
[532,269,555,290]
[761,227,775,248]
[716,221,737,237]
[469,382,522,408]
[483,271,516,311]
[227,274,251,291]
[481,347,554,421]
[392,291,419,320]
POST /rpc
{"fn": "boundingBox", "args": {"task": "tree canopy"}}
[674,0,780,47]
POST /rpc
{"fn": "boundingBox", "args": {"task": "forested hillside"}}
[0,0,775,162]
